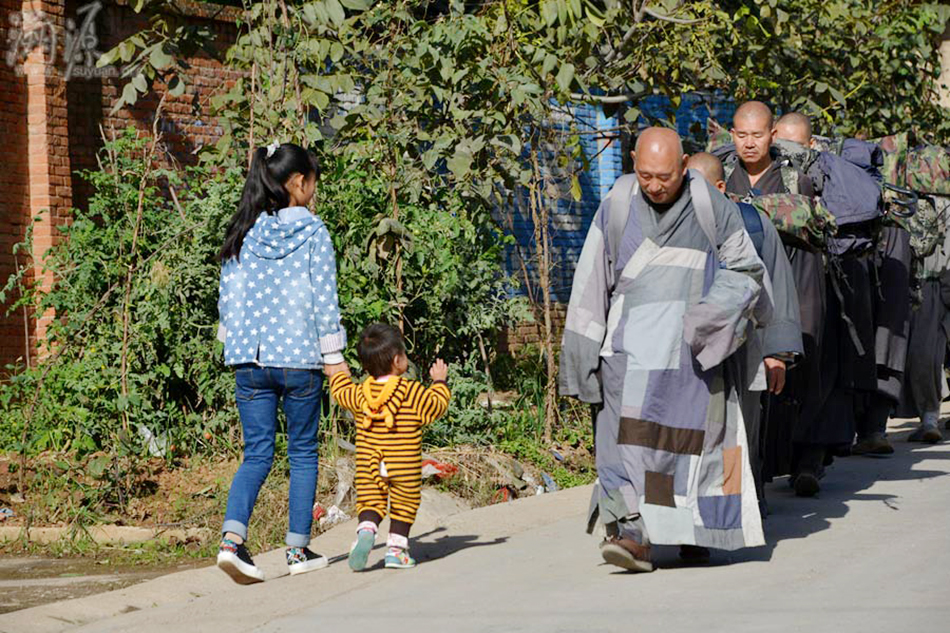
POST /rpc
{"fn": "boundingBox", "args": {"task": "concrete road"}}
[2,417,949,633]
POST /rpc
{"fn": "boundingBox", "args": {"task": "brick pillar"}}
[22,0,72,355]
[0,1,32,370]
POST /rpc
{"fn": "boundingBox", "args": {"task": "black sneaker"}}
[217,539,265,584]
[286,547,328,575]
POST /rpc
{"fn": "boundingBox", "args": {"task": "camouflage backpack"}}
[905,145,950,195]
[752,193,837,251]
[728,192,837,251]
[706,118,732,153]
[871,132,909,187]
[887,191,948,262]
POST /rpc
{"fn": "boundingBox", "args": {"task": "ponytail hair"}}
[218,143,320,261]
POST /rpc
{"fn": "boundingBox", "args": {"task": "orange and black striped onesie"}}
[329,373,450,524]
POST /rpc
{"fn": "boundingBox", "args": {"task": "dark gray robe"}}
[809,225,911,442]
[898,216,950,418]
[727,159,825,479]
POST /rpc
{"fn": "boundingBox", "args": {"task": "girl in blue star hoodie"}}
[215,142,347,584]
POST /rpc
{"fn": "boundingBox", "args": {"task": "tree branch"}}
[643,7,703,25]
[569,90,649,104]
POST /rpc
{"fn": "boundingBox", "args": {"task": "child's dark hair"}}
[357,323,406,378]
[218,143,320,261]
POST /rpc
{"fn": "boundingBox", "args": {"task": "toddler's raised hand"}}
[429,359,448,382]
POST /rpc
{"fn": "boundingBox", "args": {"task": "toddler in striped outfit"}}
[329,323,451,570]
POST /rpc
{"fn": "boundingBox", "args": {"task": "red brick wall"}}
[67,0,241,211]
[0,0,240,370]
[499,304,568,354]
[25,0,73,355]
[0,0,32,369]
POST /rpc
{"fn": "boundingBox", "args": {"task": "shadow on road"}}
[328,527,509,569]
[736,422,946,565]
[412,527,509,563]
[648,421,949,570]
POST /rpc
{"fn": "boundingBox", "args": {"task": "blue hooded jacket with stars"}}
[217,206,346,369]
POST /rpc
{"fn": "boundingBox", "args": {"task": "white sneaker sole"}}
[600,543,654,573]
[217,551,265,584]
[288,555,329,575]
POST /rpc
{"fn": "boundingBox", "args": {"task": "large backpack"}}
[902,194,946,260]
[905,145,950,196]
[886,145,950,263]
[810,149,883,228]
[871,132,909,187]
[774,136,885,230]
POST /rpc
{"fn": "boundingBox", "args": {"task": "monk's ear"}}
[681,154,689,175]
[629,150,636,166]
[715,180,727,194]
[770,127,778,143]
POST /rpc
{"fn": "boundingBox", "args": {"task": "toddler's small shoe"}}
[217,539,265,585]
[349,528,375,572]
[286,547,328,575]
[384,547,416,569]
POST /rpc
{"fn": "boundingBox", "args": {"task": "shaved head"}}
[732,101,776,173]
[734,101,774,130]
[775,112,812,147]
[687,152,725,184]
[635,126,684,157]
[632,127,688,205]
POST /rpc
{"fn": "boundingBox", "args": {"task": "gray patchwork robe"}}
[560,172,767,550]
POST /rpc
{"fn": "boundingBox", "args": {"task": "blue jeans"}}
[222,365,322,548]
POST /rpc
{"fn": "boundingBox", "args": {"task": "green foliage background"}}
[1,1,948,517]
[0,130,534,459]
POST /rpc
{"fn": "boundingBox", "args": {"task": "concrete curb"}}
[0,485,588,633]
[0,526,213,545]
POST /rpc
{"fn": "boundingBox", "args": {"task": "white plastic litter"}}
[421,462,441,479]
[318,505,351,529]
[137,424,168,457]
[522,473,543,495]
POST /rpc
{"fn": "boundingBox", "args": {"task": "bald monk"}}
[689,152,803,516]
[774,112,814,149]
[561,128,767,572]
[775,114,912,457]
[725,102,828,498]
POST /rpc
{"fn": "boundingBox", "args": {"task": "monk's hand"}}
[764,357,786,395]
[324,362,350,377]
[430,359,448,382]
